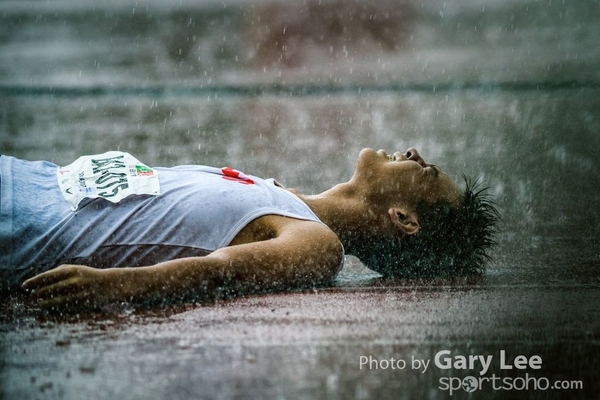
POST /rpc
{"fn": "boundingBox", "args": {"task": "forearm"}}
[23,220,342,310]
[120,242,340,303]
[113,256,228,304]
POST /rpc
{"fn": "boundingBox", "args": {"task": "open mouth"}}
[376,149,390,160]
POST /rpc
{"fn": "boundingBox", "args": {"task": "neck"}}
[297,183,373,250]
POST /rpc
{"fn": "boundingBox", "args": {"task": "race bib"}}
[57,151,161,210]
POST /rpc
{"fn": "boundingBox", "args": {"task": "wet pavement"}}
[1,0,599,399]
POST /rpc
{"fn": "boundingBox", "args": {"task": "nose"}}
[406,147,421,161]
[391,147,426,165]
[402,147,425,166]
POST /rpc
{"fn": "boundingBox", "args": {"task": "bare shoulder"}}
[231,214,341,249]
[221,214,343,287]
[271,215,341,246]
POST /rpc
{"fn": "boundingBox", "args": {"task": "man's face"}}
[351,147,462,209]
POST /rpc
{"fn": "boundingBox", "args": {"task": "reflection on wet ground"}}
[3,280,599,398]
[1,0,599,398]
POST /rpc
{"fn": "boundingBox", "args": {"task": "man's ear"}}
[388,207,420,235]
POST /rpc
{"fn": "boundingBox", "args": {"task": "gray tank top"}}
[0,155,326,288]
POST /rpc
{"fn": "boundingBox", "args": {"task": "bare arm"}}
[22,220,343,311]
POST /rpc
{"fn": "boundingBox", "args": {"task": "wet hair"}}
[348,176,500,278]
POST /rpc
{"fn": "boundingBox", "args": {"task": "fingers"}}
[27,277,80,301]
[22,265,81,291]
[22,265,113,312]
[36,289,97,312]
[25,277,100,312]
[22,265,92,311]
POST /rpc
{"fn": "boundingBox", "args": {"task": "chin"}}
[358,148,378,159]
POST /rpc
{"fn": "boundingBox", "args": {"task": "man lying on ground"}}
[0,147,498,311]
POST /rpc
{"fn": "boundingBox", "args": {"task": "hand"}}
[22,264,124,312]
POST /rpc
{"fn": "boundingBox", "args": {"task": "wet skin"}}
[22,147,461,311]
[352,147,462,208]
[331,147,462,238]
